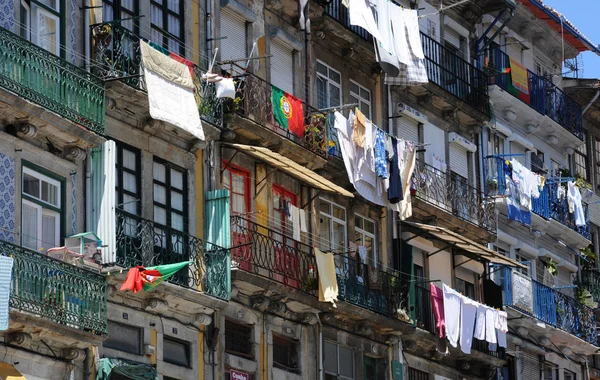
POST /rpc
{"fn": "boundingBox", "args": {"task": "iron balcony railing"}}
[223,65,328,157]
[0,27,105,135]
[91,22,223,128]
[115,209,230,300]
[413,285,506,359]
[582,268,600,304]
[230,215,411,318]
[487,48,583,140]
[501,267,597,345]
[0,240,107,334]
[410,158,497,234]
[485,157,590,239]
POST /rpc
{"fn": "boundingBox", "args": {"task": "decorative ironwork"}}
[485,157,590,238]
[487,48,583,140]
[91,22,223,128]
[0,26,105,135]
[501,267,597,345]
[115,209,230,300]
[0,239,107,334]
[411,158,497,233]
[224,65,327,157]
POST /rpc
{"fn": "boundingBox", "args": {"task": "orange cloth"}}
[352,108,367,147]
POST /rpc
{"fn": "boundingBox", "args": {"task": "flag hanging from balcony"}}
[272,86,305,138]
[120,261,190,293]
[508,57,529,95]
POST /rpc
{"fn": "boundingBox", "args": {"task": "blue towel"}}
[0,256,13,330]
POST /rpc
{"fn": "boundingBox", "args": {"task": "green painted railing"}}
[0,27,106,135]
[0,240,108,334]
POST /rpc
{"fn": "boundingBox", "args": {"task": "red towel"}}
[430,283,446,339]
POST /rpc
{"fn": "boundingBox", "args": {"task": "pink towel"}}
[430,283,445,339]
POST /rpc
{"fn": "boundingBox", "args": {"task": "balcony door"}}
[222,162,252,271]
[272,185,299,288]
[20,0,62,56]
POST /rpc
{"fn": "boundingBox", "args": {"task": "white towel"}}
[497,330,507,348]
[299,209,308,232]
[390,4,410,65]
[497,310,508,332]
[373,0,399,76]
[473,304,487,340]
[215,77,236,99]
[485,308,498,344]
[0,256,13,330]
[459,296,478,354]
[403,9,425,59]
[442,284,461,348]
[358,245,367,263]
[315,248,338,307]
[348,0,381,41]
[291,205,300,241]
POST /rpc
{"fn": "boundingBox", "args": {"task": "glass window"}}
[115,143,141,215]
[222,163,250,216]
[103,321,142,354]
[319,199,346,252]
[516,253,532,277]
[323,341,354,380]
[573,131,589,182]
[316,61,341,110]
[153,160,187,231]
[354,214,376,266]
[542,364,558,380]
[103,0,138,32]
[20,0,62,55]
[564,370,575,380]
[272,334,299,372]
[455,278,475,299]
[163,337,190,367]
[225,320,253,359]
[150,0,184,54]
[348,80,371,119]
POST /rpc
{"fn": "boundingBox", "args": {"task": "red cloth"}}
[169,52,194,79]
[430,283,446,339]
[120,266,162,293]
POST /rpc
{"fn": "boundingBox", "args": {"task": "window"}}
[272,334,299,373]
[225,320,253,359]
[573,132,589,182]
[115,144,141,215]
[103,321,142,354]
[222,162,250,216]
[272,185,296,236]
[564,370,576,380]
[103,0,138,32]
[455,278,475,299]
[516,253,531,277]
[316,61,341,110]
[153,159,187,231]
[550,159,561,177]
[488,133,505,157]
[150,0,184,54]
[20,0,62,55]
[354,215,376,266]
[364,356,377,380]
[349,80,371,119]
[163,336,191,367]
[319,199,346,252]
[542,364,558,380]
[408,367,428,380]
[21,166,62,251]
[323,341,354,380]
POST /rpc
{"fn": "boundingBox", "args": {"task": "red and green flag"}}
[120,261,190,293]
[272,86,304,138]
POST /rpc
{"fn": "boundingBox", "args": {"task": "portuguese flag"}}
[120,261,190,293]
[272,86,304,138]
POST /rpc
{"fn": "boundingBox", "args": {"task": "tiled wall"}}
[0,153,15,243]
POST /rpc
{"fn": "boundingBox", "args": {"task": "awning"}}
[223,143,354,197]
[403,222,527,269]
[0,363,26,380]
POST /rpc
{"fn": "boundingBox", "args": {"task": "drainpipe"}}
[317,316,323,380]
[85,155,92,231]
[582,90,600,116]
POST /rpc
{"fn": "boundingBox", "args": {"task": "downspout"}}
[304,2,311,105]
[317,316,323,380]
[85,155,92,231]
[582,90,600,116]
[206,0,213,69]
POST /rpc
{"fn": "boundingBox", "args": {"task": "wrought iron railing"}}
[410,158,496,233]
[223,65,327,157]
[582,269,600,303]
[115,209,230,300]
[421,32,490,116]
[485,156,590,238]
[501,267,597,345]
[0,240,107,334]
[0,27,105,135]
[322,0,371,40]
[91,22,223,127]
[487,48,583,140]
[414,285,505,358]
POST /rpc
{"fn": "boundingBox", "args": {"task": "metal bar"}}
[454,257,475,268]
[254,168,278,199]
[218,55,273,65]
[89,16,144,28]
[301,190,322,209]
[479,10,514,53]
[426,244,453,258]
[485,153,525,158]
[318,103,358,113]
[402,229,428,243]
[104,74,144,82]
[220,150,240,175]
[477,9,506,51]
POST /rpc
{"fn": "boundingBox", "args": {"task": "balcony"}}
[115,209,230,300]
[223,67,328,160]
[410,158,496,240]
[501,267,597,347]
[91,22,223,128]
[0,27,105,135]
[581,268,600,304]
[230,215,411,318]
[487,48,583,145]
[0,239,107,334]
[485,156,590,241]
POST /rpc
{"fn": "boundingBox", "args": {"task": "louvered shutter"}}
[395,116,419,143]
[205,189,231,248]
[456,266,475,283]
[449,143,469,179]
[413,248,424,268]
[220,9,247,64]
[444,28,461,49]
[270,39,294,95]
[89,140,116,264]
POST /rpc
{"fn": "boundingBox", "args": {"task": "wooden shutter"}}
[270,39,294,95]
[90,140,116,264]
[205,189,231,249]
[220,9,247,64]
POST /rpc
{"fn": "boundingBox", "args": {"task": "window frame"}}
[348,79,372,119]
[573,131,589,182]
[103,320,143,355]
[102,0,140,33]
[319,198,347,252]
[115,142,141,215]
[595,137,600,191]
[152,158,188,231]
[222,161,250,215]
[224,319,254,359]
[354,214,376,266]
[162,335,191,368]
[316,60,342,110]
[272,334,300,373]
[323,341,354,380]
[26,0,63,57]
[150,0,185,55]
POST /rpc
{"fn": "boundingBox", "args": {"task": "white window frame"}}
[23,167,61,208]
[316,60,342,109]
[324,341,354,380]
[30,2,61,56]
[515,253,532,278]
[22,199,60,250]
[319,198,347,252]
[349,79,371,119]
[354,214,376,266]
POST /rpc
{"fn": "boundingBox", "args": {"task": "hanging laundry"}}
[357,245,368,263]
[398,142,416,220]
[291,205,301,241]
[496,310,508,348]
[485,307,498,345]
[388,136,403,204]
[0,256,13,330]
[272,86,305,138]
[315,248,338,307]
[473,303,486,340]
[347,0,381,41]
[353,108,367,147]
[442,284,461,348]
[374,129,389,178]
[299,209,308,233]
[169,52,194,78]
[351,111,377,187]
[372,0,399,76]
[385,135,394,160]
[567,181,586,226]
[430,283,445,339]
[505,166,531,226]
[511,159,539,211]
[216,78,236,99]
[140,40,205,141]
[282,199,291,218]
[459,296,478,354]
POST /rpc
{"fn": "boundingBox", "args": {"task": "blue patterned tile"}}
[71,172,76,235]
[0,1,14,33]
[0,154,15,243]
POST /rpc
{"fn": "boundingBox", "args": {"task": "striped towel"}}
[0,256,13,330]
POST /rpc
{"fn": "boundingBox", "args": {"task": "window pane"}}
[41,213,57,249]
[22,204,38,249]
[329,84,340,107]
[333,221,345,250]
[354,216,362,229]
[349,95,358,106]
[168,14,180,36]
[104,321,141,354]
[323,342,337,373]
[332,205,345,220]
[123,194,137,214]
[365,235,374,264]
[329,70,340,83]
[167,0,180,12]
[151,4,163,27]
[317,62,327,76]
[38,0,58,10]
[232,194,245,214]
[37,10,58,54]
[223,170,231,189]
[171,192,183,211]
[122,0,135,12]
[122,149,136,170]
[154,184,166,204]
[320,199,331,215]
[154,163,166,182]
[23,173,40,198]
[319,215,331,251]
[41,181,58,206]
[171,170,184,190]
[163,338,189,367]
[338,347,353,377]
[360,87,370,100]
[171,213,184,231]
[350,82,359,94]
[365,219,375,234]
[123,172,137,193]
[103,3,115,22]
[154,206,167,225]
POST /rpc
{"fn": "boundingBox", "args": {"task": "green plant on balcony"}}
[575,280,596,308]
[545,258,558,276]
[486,178,499,194]
[302,277,319,292]
[581,246,597,269]
[304,113,326,153]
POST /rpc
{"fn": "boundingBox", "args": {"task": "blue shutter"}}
[204,189,231,299]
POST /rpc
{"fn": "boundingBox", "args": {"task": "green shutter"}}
[204,189,231,299]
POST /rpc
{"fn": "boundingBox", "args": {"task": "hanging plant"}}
[580,246,597,269]
[545,258,558,277]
